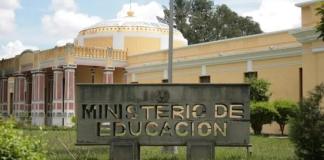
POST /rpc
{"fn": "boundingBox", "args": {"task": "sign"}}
[76,84,250,147]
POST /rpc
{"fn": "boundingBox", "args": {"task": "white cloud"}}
[117,1,164,22]
[243,0,301,32]
[42,0,102,40]
[51,0,77,12]
[0,40,38,59]
[0,0,20,34]
[42,10,101,37]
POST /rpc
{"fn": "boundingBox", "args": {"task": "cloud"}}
[243,0,301,32]
[42,10,102,37]
[0,0,20,34]
[51,0,77,12]
[42,0,102,39]
[214,0,262,14]
[0,40,38,59]
[117,1,164,22]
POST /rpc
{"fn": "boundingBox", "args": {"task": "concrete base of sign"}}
[187,142,215,160]
[110,140,140,160]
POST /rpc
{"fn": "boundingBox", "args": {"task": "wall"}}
[75,66,125,84]
[130,55,302,102]
[75,66,104,84]
[127,31,299,66]
[113,68,126,84]
[124,37,161,55]
[209,62,246,84]
[301,2,321,27]
[255,56,302,101]
[84,37,113,48]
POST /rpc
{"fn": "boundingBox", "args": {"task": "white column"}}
[201,65,207,76]
[247,60,253,72]
[52,67,64,126]
[13,74,26,121]
[31,70,45,126]
[103,67,115,84]
[163,69,168,80]
[131,73,136,83]
[63,65,77,127]
[0,77,8,116]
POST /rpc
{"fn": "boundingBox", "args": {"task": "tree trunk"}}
[252,124,263,135]
[279,124,285,136]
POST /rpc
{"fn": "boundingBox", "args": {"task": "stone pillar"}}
[0,77,8,116]
[103,67,115,84]
[187,142,215,160]
[13,74,26,120]
[52,67,64,126]
[31,70,46,126]
[110,141,140,160]
[63,65,76,127]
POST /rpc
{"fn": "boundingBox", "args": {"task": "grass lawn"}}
[23,129,295,160]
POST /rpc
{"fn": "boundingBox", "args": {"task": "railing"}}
[73,46,127,61]
[0,44,128,74]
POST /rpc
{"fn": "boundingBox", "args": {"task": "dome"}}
[86,16,169,30]
[75,11,188,55]
[78,11,183,36]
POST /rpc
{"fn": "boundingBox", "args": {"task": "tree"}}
[316,3,324,41]
[250,102,277,135]
[249,78,272,102]
[212,5,262,40]
[162,0,262,44]
[273,100,297,136]
[289,83,324,160]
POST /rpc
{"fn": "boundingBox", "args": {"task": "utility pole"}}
[162,0,177,154]
[168,0,174,84]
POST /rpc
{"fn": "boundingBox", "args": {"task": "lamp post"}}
[168,0,174,84]
[162,0,178,154]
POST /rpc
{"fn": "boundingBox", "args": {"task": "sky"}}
[0,0,309,59]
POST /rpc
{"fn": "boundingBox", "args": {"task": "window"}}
[199,76,210,83]
[162,79,168,83]
[244,72,258,81]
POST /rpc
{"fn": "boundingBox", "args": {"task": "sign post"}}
[76,84,250,160]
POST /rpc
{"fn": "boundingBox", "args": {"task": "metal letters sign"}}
[76,84,250,146]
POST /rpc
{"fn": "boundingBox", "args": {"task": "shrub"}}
[273,100,297,136]
[248,78,272,102]
[250,101,277,135]
[71,115,77,127]
[289,83,324,160]
[0,119,46,160]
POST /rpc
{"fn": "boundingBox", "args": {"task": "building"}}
[0,0,323,129]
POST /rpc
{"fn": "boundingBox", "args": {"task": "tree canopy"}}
[162,0,263,44]
[317,3,324,41]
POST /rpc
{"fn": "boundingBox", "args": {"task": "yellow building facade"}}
[0,0,323,130]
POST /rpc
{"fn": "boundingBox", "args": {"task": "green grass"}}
[23,129,295,160]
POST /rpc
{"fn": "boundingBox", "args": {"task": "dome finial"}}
[127,0,135,17]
